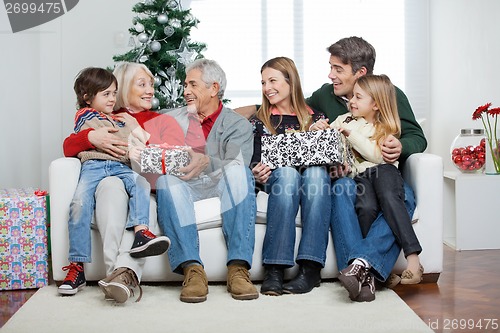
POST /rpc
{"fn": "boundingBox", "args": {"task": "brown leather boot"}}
[180,265,208,303]
[227,264,259,300]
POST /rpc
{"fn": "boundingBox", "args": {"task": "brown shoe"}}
[401,264,424,284]
[384,273,402,289]
[227,264,259,300]
[180,265,208,303]
[98,267,142,303]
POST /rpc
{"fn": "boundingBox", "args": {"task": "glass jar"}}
[450,128,485,173]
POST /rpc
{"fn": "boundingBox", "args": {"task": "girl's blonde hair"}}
[256,57,312,134]
[113,62,154,110]
[356,74,401,144]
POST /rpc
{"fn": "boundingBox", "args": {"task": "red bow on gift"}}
[34,189,48,196]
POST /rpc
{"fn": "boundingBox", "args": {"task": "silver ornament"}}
[137,33,149,44]
[167,0,178,9]
[151,97,160,110]
[163,26,175,38]
[154,76,162,87]
[150,41,161,52]
[170,18,181,29]
[166,66,176,77]
[134,22,145,33]
[157,14,169,24]
[139,55,149,63]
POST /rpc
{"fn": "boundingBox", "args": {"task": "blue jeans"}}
[156,165,256,274]
[262,166,331,267]
[330,176,416,281]
[355,164,422,257]
[68,160,151,263]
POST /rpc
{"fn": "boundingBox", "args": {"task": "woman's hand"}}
[309,118,330,131]
[252,162,272,184]
[115,113,140,131]
[88,127,128,158]
[179,148,210,180]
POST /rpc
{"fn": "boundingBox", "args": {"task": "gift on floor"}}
[140,144,190,176]
[261,128,346,169]
[0,188,49,290]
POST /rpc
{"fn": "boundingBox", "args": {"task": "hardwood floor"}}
[394,245,500,333]
[1,245,499,332]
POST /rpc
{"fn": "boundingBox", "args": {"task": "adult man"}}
[237,36,426,302]
[156,59,258,303]
[307,37,426,302]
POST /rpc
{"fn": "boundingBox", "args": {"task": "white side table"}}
[444,170,500,250]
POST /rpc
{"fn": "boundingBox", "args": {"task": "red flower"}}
[472,102,491,120]
[487,107,500,116]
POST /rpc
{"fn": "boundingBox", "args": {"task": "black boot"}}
[283,260,321,294]
[261,265,285,296]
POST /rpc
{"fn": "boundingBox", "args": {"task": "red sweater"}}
[63,108,185,156]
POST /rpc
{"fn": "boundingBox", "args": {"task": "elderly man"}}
[156,59,258,303]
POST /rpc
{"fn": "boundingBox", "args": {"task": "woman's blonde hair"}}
[256,57,312,134]
[356,74,401,144]
[113,62,154,110]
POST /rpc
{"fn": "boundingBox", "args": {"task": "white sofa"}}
[49,153,443,283]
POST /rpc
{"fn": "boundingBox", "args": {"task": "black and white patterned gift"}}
[140,144,190,176]
[261,128,345,169]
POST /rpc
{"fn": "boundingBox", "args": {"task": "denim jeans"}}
[68,160,151,263]
[355,164,422,257]
[262,166,331,267]
[330,176,416,281]
[156,164,256,274]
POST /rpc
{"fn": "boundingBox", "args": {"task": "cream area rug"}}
[2,283,432,333]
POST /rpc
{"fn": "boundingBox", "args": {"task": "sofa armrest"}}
[49,157,81,278]
[401,153,444,274]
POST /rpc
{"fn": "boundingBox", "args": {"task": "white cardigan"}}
[331,112,398,175]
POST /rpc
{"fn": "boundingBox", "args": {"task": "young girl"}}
[250,57,330,296]
[333,74,423,301]
[58,67,170,296]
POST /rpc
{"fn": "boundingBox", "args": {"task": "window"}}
[189,0,428,121]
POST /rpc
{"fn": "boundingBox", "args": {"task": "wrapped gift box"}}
[0,188,49,290]
[261,128,347,169]
[140,145,190,176]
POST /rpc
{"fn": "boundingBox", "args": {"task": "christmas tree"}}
[113,0,205,109]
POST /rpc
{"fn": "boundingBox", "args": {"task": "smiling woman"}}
[188,0,429,122]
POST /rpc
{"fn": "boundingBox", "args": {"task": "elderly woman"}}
[62,62,184,303]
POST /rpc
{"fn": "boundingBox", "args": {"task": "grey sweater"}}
[164,106,254,180]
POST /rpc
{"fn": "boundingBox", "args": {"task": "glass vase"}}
[485,129,500,175]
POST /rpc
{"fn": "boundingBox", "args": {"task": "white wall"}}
[429,0,500,171]
[1,0,499,189]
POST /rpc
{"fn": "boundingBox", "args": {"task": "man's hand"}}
[179,148,210,180]
[381,135,402,163]
[234,105,258,120]
[88,127,128,158]
[252,162,272,184]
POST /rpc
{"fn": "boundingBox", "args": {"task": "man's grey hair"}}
[186,58,227,100]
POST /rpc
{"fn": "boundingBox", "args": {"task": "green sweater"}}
[306,83,427,165]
